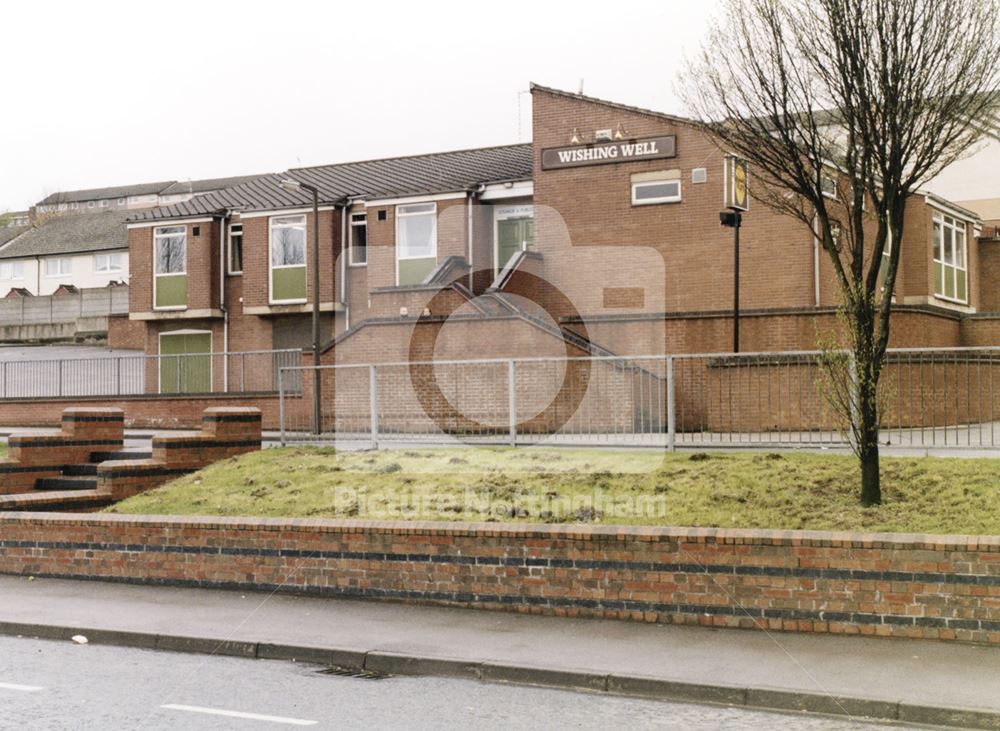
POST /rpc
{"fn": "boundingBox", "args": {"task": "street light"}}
[278,177,323,434]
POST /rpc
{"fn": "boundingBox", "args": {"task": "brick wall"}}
[0,394,285,430]
[0,516,996,645]
[106,315,145,350]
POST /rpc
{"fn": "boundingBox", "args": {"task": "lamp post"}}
[720,210,742,353]
[279,178,322,434]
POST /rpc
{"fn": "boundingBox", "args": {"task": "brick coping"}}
[0,512,996,550]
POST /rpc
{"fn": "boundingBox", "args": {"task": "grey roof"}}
[0,210,129,260]
[159,174,267,196]
[38,181,174,206]
[130,144,533,222]
[0,225,28,247]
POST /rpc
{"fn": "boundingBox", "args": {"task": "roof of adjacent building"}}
[130,143,533,222]
[0,210,130,260]
[38,181,174,206]
[0,225,28,247]
[159,174,267,196]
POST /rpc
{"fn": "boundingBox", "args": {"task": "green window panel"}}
[155,274,187,309]
[272,265,307,302]
[496,218,535,272]
[159,332,212,394]
[957,270,967,302]
[398,257,436,286]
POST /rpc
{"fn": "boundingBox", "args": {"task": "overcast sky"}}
[1,0,722,212]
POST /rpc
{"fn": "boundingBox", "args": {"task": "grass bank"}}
[106,447,1000,534]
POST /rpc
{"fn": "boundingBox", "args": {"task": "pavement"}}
[0,576,997,729]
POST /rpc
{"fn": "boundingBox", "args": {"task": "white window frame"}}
[268,214,308,304]
[228,223,244,275]
[44,257,72,278]
[99,200,109,208]
[820,174,838,199]
[94,252,124,273]
[631,179,682,206]
[0,261,24,281]
[493,205,534,276]
[932,211,969,304]
[349,212,368,267]
[153,225,187,311]
[395,202,437,285]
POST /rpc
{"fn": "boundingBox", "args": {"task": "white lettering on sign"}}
[542,136,675,170]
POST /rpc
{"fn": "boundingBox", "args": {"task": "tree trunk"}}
[856,347,882,506]
[859,433,881,506]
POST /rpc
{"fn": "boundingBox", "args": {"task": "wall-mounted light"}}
[614,122,627,140]
[570,127,582,145]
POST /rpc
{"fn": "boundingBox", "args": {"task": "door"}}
[496,217,534,274]
[159,331,212,394]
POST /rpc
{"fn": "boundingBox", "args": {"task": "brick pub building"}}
[119,83,1000,434]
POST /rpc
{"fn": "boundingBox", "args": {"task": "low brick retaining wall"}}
[0,409,124,493]
[0,516,997,645]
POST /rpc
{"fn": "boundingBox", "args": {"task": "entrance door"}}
[159,331,212,394]
[496,217,534,274]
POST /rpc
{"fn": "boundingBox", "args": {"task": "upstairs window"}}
[396,203,437,285]
[228,223,244,274]
[0,261,24,280]
[350,212,367,266]
[269,214,307,302]
[153,225,187,309]
[45,257,72,277]
[631,179,681,206]
[933,212,968,303]
[95,253,123,273]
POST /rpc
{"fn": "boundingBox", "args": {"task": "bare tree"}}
[680,0,1000,505]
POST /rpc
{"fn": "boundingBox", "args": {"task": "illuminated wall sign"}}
[541,135,677,170]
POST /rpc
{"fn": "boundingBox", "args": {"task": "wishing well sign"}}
[541,135,676,170]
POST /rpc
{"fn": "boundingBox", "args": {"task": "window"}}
[933,212,968,303]
[269,215,307,302]
[349,213,367,266]
[0,261,24,280]
[631,179,681,206]
[820,174,838,199]
[88,201,96,209]
[99,200,109,208]
[44,257,72,277]
[153,225,187,309]
[396,203,437,285]
[228,224,243,274]
[57,204,68,212]
[154,226,186,274]
[70,203,79,210]
[117,198,125,205]
[94,253,124,273]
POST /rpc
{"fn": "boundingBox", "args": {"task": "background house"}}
[0,210,129,296]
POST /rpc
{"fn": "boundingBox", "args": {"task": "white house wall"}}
[0,249,129,297]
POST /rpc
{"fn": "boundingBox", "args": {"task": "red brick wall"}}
[0,394,284,430]
[1,515,997,645]
[106,315,145,350]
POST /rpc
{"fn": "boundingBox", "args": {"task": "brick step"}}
[34,476,98,492]
[89,450,152,463]
[62,464,98,477]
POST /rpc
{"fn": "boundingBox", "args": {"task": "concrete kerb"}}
[0,621,996,729]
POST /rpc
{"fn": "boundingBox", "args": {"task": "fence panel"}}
[279,348,1000,450]
[0,349,302,399]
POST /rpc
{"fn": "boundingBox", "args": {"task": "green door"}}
[497,218,534,273]
[159,332,212,394]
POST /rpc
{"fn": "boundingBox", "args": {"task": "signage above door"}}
[541,135,677,170]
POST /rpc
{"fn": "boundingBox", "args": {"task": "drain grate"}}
[316,665,390,680]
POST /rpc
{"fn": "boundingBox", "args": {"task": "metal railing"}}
[277,347,1000,450]
[0,349,302,399]
[0,286,129,327]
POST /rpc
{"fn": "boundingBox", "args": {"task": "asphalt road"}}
[0,636,921,731]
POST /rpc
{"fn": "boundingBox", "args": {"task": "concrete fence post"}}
[508,359,516,447]
[369,364,379,450]
[667,356,676,452]
[278,368,286,446]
